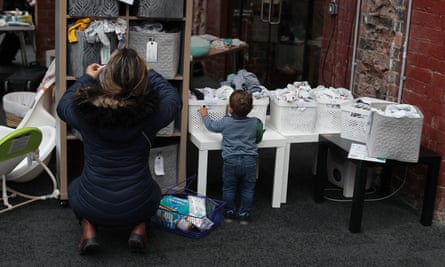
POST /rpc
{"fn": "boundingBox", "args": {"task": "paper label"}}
[154,152,165,176]
[119,0,134,5]
[100,46,111,65]
[9,135,30,154]
[146,40,158,62]
[348,143,386,163]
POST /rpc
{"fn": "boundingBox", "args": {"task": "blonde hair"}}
[75,48,151,109]
[101,48,149,99]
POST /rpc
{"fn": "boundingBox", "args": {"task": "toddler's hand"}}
[198,106,208,117]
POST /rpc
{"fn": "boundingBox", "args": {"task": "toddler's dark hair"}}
[229,90,253,117]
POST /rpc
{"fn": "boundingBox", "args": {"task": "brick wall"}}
[318,0,445,223]
[34,0,55,65]
[404,0,445,222]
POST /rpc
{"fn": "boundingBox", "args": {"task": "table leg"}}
[280,143,291,203]
[272,146,285,208]
[314,141,327,202]
[349,161,368,233]
[420,156,441,226]
[197,149,209,195]
[16,32,28,66]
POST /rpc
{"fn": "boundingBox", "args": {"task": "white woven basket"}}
[315,99,353,134]
[341,97,395,143]
[188,99,227,133]
[249,97,269,129]
[269,97,317,135]
[366,106,423,163]
[129,31,181,79]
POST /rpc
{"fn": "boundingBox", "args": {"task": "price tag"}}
[100,46,111,65]
[119,0,134,5]
[154,152,165,176]
[146,39,158,62]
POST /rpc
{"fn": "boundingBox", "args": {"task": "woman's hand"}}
[85,63,104,80]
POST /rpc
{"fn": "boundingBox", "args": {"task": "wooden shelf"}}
[55,1,192,201]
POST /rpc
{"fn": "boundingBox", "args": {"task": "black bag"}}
[0,32,20,65]
[4,62,47,93]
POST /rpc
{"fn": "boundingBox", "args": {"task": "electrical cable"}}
[323,167,408,202]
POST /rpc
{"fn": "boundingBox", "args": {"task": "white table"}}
[0,24,36,66]
[274,130,319,204]
[189,128,287,208]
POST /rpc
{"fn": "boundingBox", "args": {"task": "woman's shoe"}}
[78,219,99,255]
[128,223,148,253]
[79,237,99,255]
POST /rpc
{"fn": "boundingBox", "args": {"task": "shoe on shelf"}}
[128,223,148,253]
[224,210,236,223]
[238,212,250,225]
[78,219,99,255]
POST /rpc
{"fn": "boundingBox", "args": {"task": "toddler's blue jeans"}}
[222,155,257,214]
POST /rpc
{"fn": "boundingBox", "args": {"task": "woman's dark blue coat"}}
[56,69,181,226]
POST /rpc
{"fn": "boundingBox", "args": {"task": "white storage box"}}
[311,87,354,134]
[341,97,394,143]
[188,99,227,133]
[2,92,36,128]
[315,99,353,133]
[269,96,317,135]
[366,105,423,163]
[327,148,373,198]
[129,31,181,79]
[249,97,269,129]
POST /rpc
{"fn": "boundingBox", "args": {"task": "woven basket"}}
[188,99,227,133]
[68,0,120,18]
[68,31,119,78]
[5,113,22,128]
[129,31,181,79]
[136,0,184,18]
[249,97,269,129]
[366,106,423,163]
[340,97,394,143]
[269,97,317,135]
[315,99,353,134]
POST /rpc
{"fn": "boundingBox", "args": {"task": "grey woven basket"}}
[68,31,119,78]
[136,0,184,18]
[366,106,423,163]
[68,0,120,18]
[129,31,181,79]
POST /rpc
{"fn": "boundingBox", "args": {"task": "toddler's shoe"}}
[224,210,236,223]
[238,212,250,225]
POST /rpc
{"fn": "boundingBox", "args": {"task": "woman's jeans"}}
[222,155,257,214]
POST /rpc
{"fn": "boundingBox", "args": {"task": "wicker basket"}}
[340,97,394,143]
[2,91,36,128]
[129,31,181,79]
[136,0,184,18]
[269,96,317,135]
[188,99,227,133]
[249,97,269,129]
[366,106,423,163]
[68,0,120,18]
[68,31,119,78]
